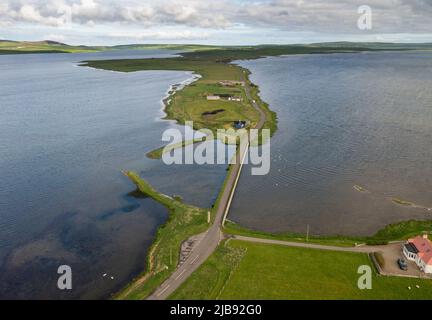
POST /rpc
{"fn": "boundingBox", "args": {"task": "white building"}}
[403,235,432,274]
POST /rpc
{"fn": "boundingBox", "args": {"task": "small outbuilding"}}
[219,80,245,87]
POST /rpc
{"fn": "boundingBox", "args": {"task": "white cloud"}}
[44,33,66,42]
[238,0,432,33]
[0,0,231,28]
[0,0,431,42]
[108,29,209,41]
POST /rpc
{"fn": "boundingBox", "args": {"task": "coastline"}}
[159,72,202,123]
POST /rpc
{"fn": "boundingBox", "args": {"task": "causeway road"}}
[147,72,267,300]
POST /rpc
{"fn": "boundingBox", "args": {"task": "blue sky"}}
[1,0,431,45]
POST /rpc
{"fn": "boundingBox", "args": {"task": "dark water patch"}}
[99,191,145,221]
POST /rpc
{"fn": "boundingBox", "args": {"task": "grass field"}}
[116,172,209,300]
[224,219,432,247]
[170,240,432,300]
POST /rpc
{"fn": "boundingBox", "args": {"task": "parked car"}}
[398,258,408,271]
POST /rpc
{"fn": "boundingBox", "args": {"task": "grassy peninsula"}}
[82,44,385,155]
[83,56,277,134]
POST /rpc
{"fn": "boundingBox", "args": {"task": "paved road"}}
[147,73,267,300]
[231,235,399,253]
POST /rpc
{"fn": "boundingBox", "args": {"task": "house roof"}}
[409,236,432,265]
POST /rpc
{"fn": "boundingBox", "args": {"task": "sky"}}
[0,0,431,45]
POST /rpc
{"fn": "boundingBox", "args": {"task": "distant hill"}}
[111,44,225,51]
[0,40,226,55]
[1,40,431,56]
[308,41,432,50]
[0,40,106,55]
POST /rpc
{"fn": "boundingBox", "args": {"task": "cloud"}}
[107,29,210,41]
[237,0,432,33]
[0,0,431,34]
[43,33,67,42]
[0,0,231,28]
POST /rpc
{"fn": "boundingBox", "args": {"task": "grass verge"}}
[224,219,432,247]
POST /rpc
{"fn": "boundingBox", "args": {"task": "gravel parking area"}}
[377,243,432,278]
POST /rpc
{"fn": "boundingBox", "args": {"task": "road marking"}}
[190,255,200,265]
[175,269,186,281]
[157,285,171,297]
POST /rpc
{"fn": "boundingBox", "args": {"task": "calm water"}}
[231,52,432,236]
[2,50,432,299]
[0,50,227,299]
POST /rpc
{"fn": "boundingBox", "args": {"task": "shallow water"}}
[0,50,228,299]
[231,52,432,236]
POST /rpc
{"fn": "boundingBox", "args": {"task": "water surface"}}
[0,50,227,299]
[231,52,432,236]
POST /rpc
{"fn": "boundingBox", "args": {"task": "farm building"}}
[403,235,432,274]
[206,95,221,101]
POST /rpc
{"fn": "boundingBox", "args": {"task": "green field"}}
[171,240,432,300]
